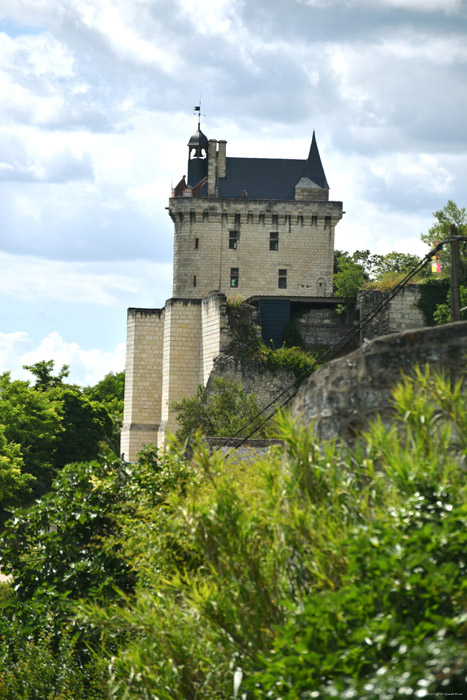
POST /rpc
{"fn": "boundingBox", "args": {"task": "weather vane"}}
[193,97,205,129]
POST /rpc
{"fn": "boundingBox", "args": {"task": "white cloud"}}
[378,0,462,13]
[0,253,140,305]
[0,330,125,386]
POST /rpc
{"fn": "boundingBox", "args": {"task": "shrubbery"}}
[0,367,465,698]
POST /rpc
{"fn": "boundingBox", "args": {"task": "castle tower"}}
[170,130,342,299]
[121,124,343,460]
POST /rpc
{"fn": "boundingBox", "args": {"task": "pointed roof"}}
[302,131,329,189]
[188,126,209,158]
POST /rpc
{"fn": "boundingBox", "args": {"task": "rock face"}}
[291,321,467,441]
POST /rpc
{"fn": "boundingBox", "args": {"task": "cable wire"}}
[218,235,466,449]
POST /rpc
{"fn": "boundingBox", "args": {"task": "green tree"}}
[421,199,467,273]
[52,389,113,467]
[23,359,71,390]
[0,372,63,496]
[373,250,423,280]
[84,371,125,454]
[0,425,34,517]
[333,253,366,298]
[172,377,269,440]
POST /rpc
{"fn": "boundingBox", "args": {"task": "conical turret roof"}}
[302,131,329,189]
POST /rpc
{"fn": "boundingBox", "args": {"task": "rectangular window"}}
[269,232,279,251]
[235,213,241,226]
[325,215,331,229]
[194,238,199,249]
[230,268,239,288]
[312,215,317,226]
[278,269,287,289]
[272,214,278,227]
[229,231,238,250]
[193,275,197,287]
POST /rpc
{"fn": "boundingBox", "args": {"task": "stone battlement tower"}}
[121,122,343,460]
[170,126,342,299]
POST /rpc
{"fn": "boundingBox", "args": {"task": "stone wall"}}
[158,299,203,445]
[207,354,297,414]
[291,321,467,442]
[296,307,354,348]
[358,285,424,342]
[121,308,164,462]
[201,292,230,385]
[169,196,342,300]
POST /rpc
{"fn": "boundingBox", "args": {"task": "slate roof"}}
[186,132,328,201]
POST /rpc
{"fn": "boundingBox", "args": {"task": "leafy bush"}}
[79,368,466,699]
[1,367,465,699]
[416,276,451,325]
[172,377,270,440]
[253,340,322,378]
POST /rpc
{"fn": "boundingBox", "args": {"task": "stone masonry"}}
[121,124,343,459]
[291,320,467,442]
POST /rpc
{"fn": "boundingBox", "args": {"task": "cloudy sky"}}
[1,0,466,384]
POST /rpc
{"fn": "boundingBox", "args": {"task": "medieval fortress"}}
[121,122,423,461]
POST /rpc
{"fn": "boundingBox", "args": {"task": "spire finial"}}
[193,97,205,130]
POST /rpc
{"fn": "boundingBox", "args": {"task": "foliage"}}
[84,371,125,454]
[283,312,306,348]
[333,253,366,298]
[0,371,63,496]
[416,276,451,325]
[0,363,118,503]
[433,284,467,324]
[0,424,34,517]
[172,377,269,440]
[253,340,321,378]
[24,359,71,390]
[420,199,467,272]
[372,251,423,280]
[77,367,466,700]
[0,629,104,700]
[1,368,465,698]
[52,389,113,467]
[0,446,193,696]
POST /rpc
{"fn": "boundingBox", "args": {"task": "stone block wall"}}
[121,308,164,462]
[158,299,203,445]
[207,355,297,414]
[358,285,424,341]
[169,197,342,300]
[291,321,467,443]
[201,292,231,385]
[296,307,353,348]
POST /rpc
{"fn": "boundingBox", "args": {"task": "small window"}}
[278,269,287,289]
[312,215,317,226]
[235,213,241,226]
[190,210,196,223]
[297,214,303,226]
[194,238,199,249]
[229,231,238,250]
[325,215,331,229]
[272,214,278,227]
[259,213,265,225]
[193,275,197,287]
[230,268,239,288]
[269,232,279,251]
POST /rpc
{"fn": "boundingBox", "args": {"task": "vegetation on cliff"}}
[0,367,465,699]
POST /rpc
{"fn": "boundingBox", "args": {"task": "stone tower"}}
[121,123,343,461]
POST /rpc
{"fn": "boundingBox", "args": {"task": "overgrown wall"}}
[291,320,467,442]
